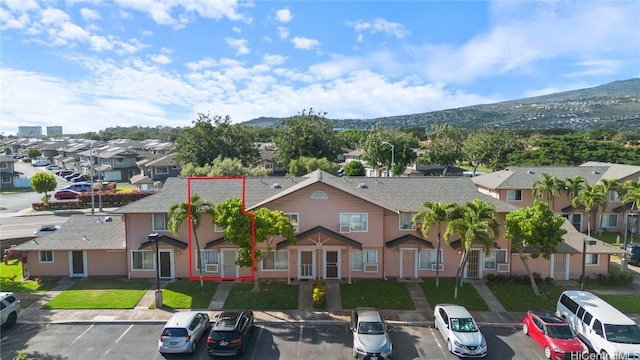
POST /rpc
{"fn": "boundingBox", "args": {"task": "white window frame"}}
[0,162,7,169]
[262,250,288,271]
[152,213,169,231]
[350,250,377,271]
[585,253,599,266]
[116,158,124,164]
[602,213,618,228]
[609,190,621,202]
[131,250,154,271]
[39,251,54,263]
[284,213,299,232]
[484,249,507,270]
[506,189,523,202]
[340,213,368,232]
[196,250,219,271]
[399,213,416,231]
[155,167,169,174]
[1,175,11,184]
[419,249,443,270]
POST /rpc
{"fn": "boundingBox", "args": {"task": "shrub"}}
[486,272,550,284]
[312,282,327,308]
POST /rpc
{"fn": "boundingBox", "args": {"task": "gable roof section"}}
[139,234,187,250]
[472,166,604,190]
[580,162,640,180]
[276,225,362,250]
[385,234,433,249]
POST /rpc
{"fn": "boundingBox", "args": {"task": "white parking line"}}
[100,324,134,360]
[250,326,264,360]
[60,324,94,356]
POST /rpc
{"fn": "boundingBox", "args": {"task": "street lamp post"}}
[90,142,95,215]
[382,141,395,177]
[96,145,103,212]
[581,238,597,290]
[148,233,163,308]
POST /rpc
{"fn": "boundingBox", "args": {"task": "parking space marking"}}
[100,324,133,360]
[250,326,264,360]
[60,325,94,356]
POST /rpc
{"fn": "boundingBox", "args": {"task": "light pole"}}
[89,142,95,215]
[581,238,597,290]
[96,145,103,212]
[148,233,163,307]
[382,141,395,177]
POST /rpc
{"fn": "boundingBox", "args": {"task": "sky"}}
[1,1,639,136]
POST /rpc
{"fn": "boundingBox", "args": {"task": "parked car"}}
[62,182,92,192]
[158,311,210,354]
[350,307,393,360]
[31,159,51,167]
[625,244,640,266]
[207,311,254,356]
[70,175,90,183]
[45,164,61,170]
[64,172,81,181]
[434,304,487,358]
[0,292,20,328]
[56,169,73,177]
[522,310,587,360]
[53,189,82,200]
[33,224,61,237]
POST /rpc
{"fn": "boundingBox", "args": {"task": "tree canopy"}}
[31,172,57,205]
[288,156,339,177]
[358,126,419,176]
[180,156,269,177]
[421,124,465,176]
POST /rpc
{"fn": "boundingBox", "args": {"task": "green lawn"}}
[42,278,150,309]
[224,281,299,309]
[0,259,58,293]
[341,280,415,310]
[487,282,565,312]
[420,279,489,311]
[157,280,219,309]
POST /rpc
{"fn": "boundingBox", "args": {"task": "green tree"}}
[505,201,567,296]
[463,129,525,172]
[288,157,338,177]
[215,197,296,291]
[621,180,640,242]
[174,113,260,167]
[572,185,607,236]
[359,126,419,176]
[413,202,461,287]
[596,178,621,234]
[180,156,269,177]
[421,124,465,176]
[336,129,367,150]
[30,172,57,205]
[532,173,564,208]
[26,147,41,159]
[167,194,216,286]
[275,108,342,167]
[343,160,366,176]
[563,175,587,229]
[444,199,499,298]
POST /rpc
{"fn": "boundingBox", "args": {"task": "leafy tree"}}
[174,113,260,167]
[413,202,461,287]
[421,124,465,176]
[563,175,587,228]
[572,185,607,236]
[444,199,499,298]
[505,201,567,296]
[180,156,269,177]
[359,126,419,176]
[3,147,11,156]
[532,173,564,208]
[167,194,216,286]
[596,178,621,234]
[621,180,640,242]
[275,108,342,166]
[336,129,367,150]
[288,157,339,177]
[26,147,41,159]
[31,172,57,205]
[463,129,525,172]
[215,197,296,291]
[343,160,366,176]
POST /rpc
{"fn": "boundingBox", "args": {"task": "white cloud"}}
[348,18,410,38]
[80,8,101,21]
[150,54,172,65]
[277,26,289,40]
[291,36,320,50]
[225,37,250,56]
[275,8,292,23]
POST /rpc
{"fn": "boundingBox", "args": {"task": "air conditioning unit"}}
[497,263,510,273]
[363,264,378,272]
[340,225,351,233]
[431,263,444,271]
[205,264,219,272]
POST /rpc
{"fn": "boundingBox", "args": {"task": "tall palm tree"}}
[597,178,621,234]
[168,193,216,286]
[413,202,460,287]
[572,185,607,236]
[563,175,587,229]
[532,173,563,209]
[622,180,640,242]
[444,199,499,299]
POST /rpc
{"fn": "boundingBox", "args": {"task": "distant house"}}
[0,155,20,189]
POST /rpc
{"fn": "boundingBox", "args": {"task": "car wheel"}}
[190,341,196,353]
[544,346,551,359]
[522,323,529,335]
[447,339,452,353]
[601,350,611,360]
[5,312,17,328]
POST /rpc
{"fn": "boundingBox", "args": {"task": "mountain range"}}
[245,78,640,131]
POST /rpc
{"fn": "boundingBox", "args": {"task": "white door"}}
[221,249,238,278]
[464,249,481,279]
[299,250,315,279]
[552,254,569,280]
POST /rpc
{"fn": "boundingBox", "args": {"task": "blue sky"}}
[1,0,639,136]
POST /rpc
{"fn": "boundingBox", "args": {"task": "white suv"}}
[1,292,21,328]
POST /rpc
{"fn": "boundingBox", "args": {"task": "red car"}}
[53,189,82,200]
[522,310,587,360]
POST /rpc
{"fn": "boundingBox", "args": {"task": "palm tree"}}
[444,199,499,299]
[532,173,563,209]
[597,178,621,234]
[563,175,587,229]
[413,202,460,287]
[572,185,607,236]
[168,193,216,286]
[622,180,640,242]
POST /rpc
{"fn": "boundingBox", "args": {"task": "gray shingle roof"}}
[472,166,605,189]
[580,162,640,180]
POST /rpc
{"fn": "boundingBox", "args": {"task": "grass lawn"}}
[599,295,640,313]
[487,282,565,312]
[224,281,298,310]
[43,278,150,309]
[157,280,219,309]
[341,280,415,310]
[420,279,489,311]
[0,259,58,293]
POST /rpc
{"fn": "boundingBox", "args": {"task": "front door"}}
[221,249,238,278]
[324,250,340,279]
[552,254,568,280]
[400,249,417,279]
[159,250,172,279]
[69,251,86,277]
[465,249,480,279]
[299,250,315,279]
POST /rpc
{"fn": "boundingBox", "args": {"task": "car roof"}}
[0,292,15,297]
[529,310,565,324]
[437,304,473,318]
[213,311,244,329]
[355,308,382,322]
[164,311,203,328]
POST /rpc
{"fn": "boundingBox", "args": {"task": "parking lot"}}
[2,322,549,360]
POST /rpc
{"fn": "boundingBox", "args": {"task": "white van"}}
[31,158,51,167]
[556,290,640,359]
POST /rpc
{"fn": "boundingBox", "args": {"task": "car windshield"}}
[451,318,478,332]
[604,325,640,344]
[358,321,385,335]
[546,325,576,339]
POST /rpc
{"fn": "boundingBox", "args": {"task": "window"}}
[351,250,377,270]
[419,249,443,269]
[399,213,416,230]
[340,213,368,232]
[152,213,169,231]
[506,189,523,201]
[1,176,11,184]
[39,251,53,263]
[609,190,621,202]
[284,213,299,232]
[197,250,219,271]
[131,250,154,270]
[484,250,507,269]
[585,253,599,266]
[116,158,124,164]
[311,191,328,200]
[262,251,288,271]
[602,214,618,228]
[0,162,7,169]
[155,167,169,174]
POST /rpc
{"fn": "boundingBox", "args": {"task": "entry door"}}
[400,249,417,279]
[221,249,238,278]
[159,250,172,279]
[553,254,568,280]
[69,251,86,277]
[299,250,315,279]
[324,250,340,279]
[466,249,480,279]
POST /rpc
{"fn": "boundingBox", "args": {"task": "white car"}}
[1,292,21,328]
[33,224,61,237]
[350,307,393,360]
[434,304,487,358]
